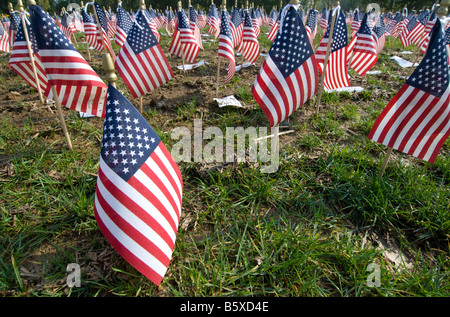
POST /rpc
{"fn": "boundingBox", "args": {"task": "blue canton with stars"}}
[269,6,314,78]
[357,14,372,36]
[407,19,449,98]
[189,6,198,24]
[127,10,158,54]
[306,9,317,30]
[177,10,190,30]
[117,6,133,34]
[101,84,161,181]
[94,2,108,32]
[220,10,232,38]
[324,9,348,53]
[231,8,242,27]
[29,5,76,51]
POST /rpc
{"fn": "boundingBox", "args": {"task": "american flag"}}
[8,14,49,99]
[207,3,220,39]
[197,8,207,30]
[350,13,378,77]
[250,8,260,38]
[351,9,361,34]
[144,9,161,43]
[9,12,21,48]
[2,16,10,32]
[189,6,203,50]
[420,9,437,54]
[165,9,175,35]
[60,12,75,43]
[81,7,103,52]
[315,7,350,90]
[319,8,328,29]
[305,9,317,46]
[169,9,199,64]
[373,18,386,54]
[29,5,107,117]
[93,2,116,61]
[368,19,450,164]
[115,10,173,99]
[252,5,318,127]
[242,10,260,65]
[115,5,133,48]
[0,22,10,53]
[94,83,183,286]
[230,7,243,51]
[400,15,425,48]
[218,9,235,84]
[267,16,279,42]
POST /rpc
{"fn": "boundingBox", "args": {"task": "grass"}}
[0,24,449,298]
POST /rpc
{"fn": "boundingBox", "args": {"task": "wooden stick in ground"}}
[216,56,221,98]
[379,147,393,177]
[315,3,339,114]
[51,86,73,150]
[17,0,45,106]
[140,96,143,113]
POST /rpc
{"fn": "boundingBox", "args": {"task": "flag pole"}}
[379,146,393,176]
[315,1,339,115]
[17,0,45,106]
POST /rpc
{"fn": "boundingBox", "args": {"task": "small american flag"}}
[373,18,386,54]
[242,10,260,65]
[29,5,107,117]
[60,12,75,43]
[315,7,350,90]
[93,2,116,61]
[207,3,220,39]
[94,83,183,286]
[305,9,317,46]
[115,10,173,99]
[230,7,243,51]
[400,15,425,48]
[267,15,279,42]
[115,5,133,48]
[197,8,207,30]
[368,19,450,164]
[0,21,10,53]
[252,5,318,127]
[9,12,21,48]
[350,13,378,77]
[144,9,161,43]
[169,9,199,64]
[420,9,437,53]
[81,7,103,52]
[8,14,49,98]
[189,6,203,50]
[319,8,328,29]
[218,9,235,84]
[250,9,260,38]
[351,9,361,34]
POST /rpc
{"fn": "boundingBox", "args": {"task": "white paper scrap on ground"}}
[176,60,208,70]
[79,112,96,118]
[400,51,413,54]
[213,95,243,107]
[236,62,253,71]
[390,56,419,68]
[325,86,364,93]
[366,70,382,75]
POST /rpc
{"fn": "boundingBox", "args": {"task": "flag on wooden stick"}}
[94,83,183,286]
[29,5,107,117]
[315,6,350,90]
[368,19,450,164]
[218,8,235,84]
[115,9,173,99]
[350,13,378,77]
[252,4,318,127]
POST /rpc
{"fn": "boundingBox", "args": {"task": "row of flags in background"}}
[0,1,450,285]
